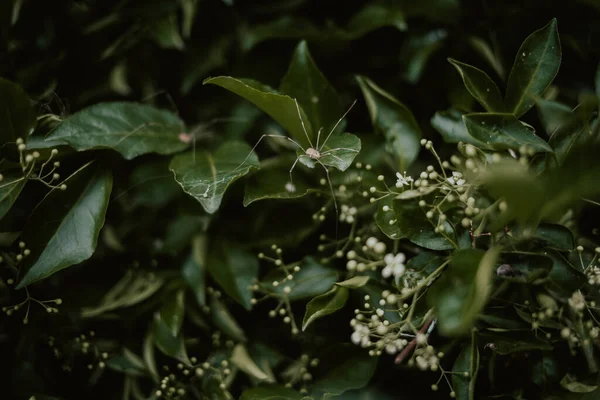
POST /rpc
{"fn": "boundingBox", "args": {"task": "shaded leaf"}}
[505,19,561,117]
[261,257,337,301]
[452,333,479,400]
[206,241,259,310]
[347,0,407,35]
[210,297,246,342]
[182,235,208,307]
[427,248,500,336]
[400,29,447,83]
[463,113,552,153]
[448,58,504,112]
[0,77,36,146]
[478,331,553,354]
[356,75,421,171]
[561,374,598,393]
[204,76,314,147]
[149,13,184,50]
[128,158,181,208]
[431,109,487,147]
[240,385,303,400]
[231,344,273,382]
[153,312,189,362]
[335,276,369,289]
[468,36,505,80]
[302,286,348,331]
[17,164,113,288]
[280,41,344,138]
[45,102,187,159]
[159,289,185,337]
[170,141,259,214]
[0,172,26,220]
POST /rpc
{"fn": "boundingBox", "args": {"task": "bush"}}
[2,1,600,399]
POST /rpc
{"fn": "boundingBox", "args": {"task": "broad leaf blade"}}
[448,58,504,112]
[240,385,303,400]
[280,41,344,139]
[452,334,479,400]
[505,19,561,117]
[17,163,113,288]
[169,141,259,214]
[430,109,488,147]
[0,77,36,146]
[45,102,187,159]
[204,76,314,147]
[0,172,26,220]
[356,75,421,171]
[302,286,348,331]
[462,113,552,153]
[317,132,361,171]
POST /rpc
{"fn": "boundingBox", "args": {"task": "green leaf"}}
[45,102,187,160]
[0,77,36,146]
[375,197,457,250]
[347,0,407,36]
[430,109,487,147]
[467,36,505,80]
[206,241,259,310]
[561,374,598,393]
[462,113,552,153]
[204,76,314,147]
[448,58,504,112]
[153,312,189,362]
[17,164,113,288]
[170,141,259,214]
[210,297,247,342]
[128,158,181,208]
[427,247,500,336]
[478,331,553,354]
[149,13,185,50]
[0,172,26,220]
[356,76,421,171]
[261,257,337,301]
[505,19,561,117]
[526,223,574,250]
[306,132,361,172]
[161,215,207,254]
[310,345,377,397]
[452,333,479,400]
[182,235,208,307]
[243,155,318,206]
[400,29,447,83]
[335,276,369,289]
[240,385,303,400]
[231,344,273,382]
[302,286,348,331]
[159,289,185,337]
[280,41,344,138]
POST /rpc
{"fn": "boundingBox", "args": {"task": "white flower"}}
[446,171,465,186]
[382,253,406,279]
[351,324,370,347]
[568,290,586,311]
[395,171,414,188]
[285,182,296,193]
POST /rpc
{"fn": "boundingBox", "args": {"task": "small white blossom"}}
[351,324,370,347]
[568,290,586,311]
[395,172,414,188]
[446,171,465,186]
[382,253,406,279]
[285,182,296,193]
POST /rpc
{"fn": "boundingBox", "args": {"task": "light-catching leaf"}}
[0,172,26,220]
[231,344,273,382]
[45,102,186,159]
[169,141,259,214]
[280,41,344,138]
[448,58,504,112]
[204,76,314,147]
[0,77,36,146]
[356,76,421,171]
[335,276,369,289]
[210,297,247,342]
[560,374,598,393]
[206,241,259,310]
[427,247,500,336]
[302,286,348,331]
[159,289,185,337]
[504,19,561,117]
[462,113,552,153]
[17,163,113,288]
[300,132,361,172]
[431,109,487,147]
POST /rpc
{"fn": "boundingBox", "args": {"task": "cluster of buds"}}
[281,353,319,394]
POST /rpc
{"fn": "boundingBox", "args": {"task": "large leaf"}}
[310,345,377,397]
[210,297,247,342]
[427,247,500,336]
[302,286,348,331]
[182,235,208,307]
[45,102,187,159]
[430,109,487,147]
[206,241,259,310]
[169,141,259,214]
[504,19,561,117]
[231,344,273,382]
[302,132,361,172]
[0,171,26,220]
[261,257,337,301]
[17,163,113,288]
[356,76,421,171]
[204,76,314,147]
[0,77,36,146]
[159,289,185,337]
[375,197,457,250]
[452,334,479,400]
[280,41,344,138]
[462,113,552,153]
[448,58,504,112]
